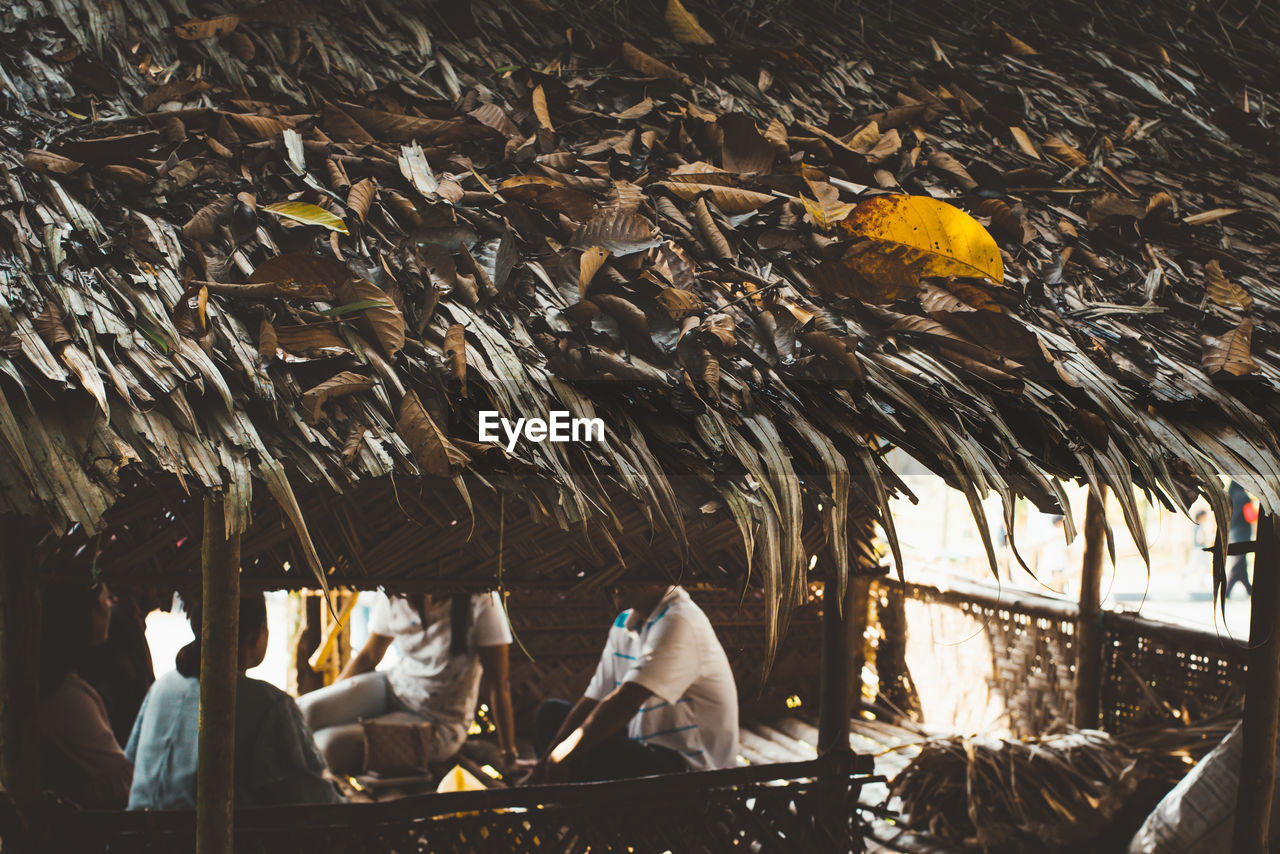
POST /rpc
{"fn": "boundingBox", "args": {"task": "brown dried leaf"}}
[24,149,83,174]
[972,198,1028,244]
[699,313,736,348]
[532,85,554,132]
[398,391,470,477]
[1043,136,1088,168]
[693,197,733,260]
[809,244,919,304]
[223,31,256,62]
[141,79,211,111]
[593,294,650,337]
[800,330,863,381]
[718,113,774,174]
[444,323,467,395]
[175,13,240,40]
[656,288,704,319]
[571,211,662,255]
[469,103,521,139]
[927,150,978,191]
[665,0,715,45]
[273,323,351,356]
[501,182,597,221]
[990,22,1038,56]
[659,181,774,215]
[335,278,405,359]
[340,103,476,144]
[615,98,655,121]
[226,113,288,140]
[1204,259,1253,311]
[346,178,376,223]
[302,371,375,423]
[1202,319,1259,377]
[578,246,609,295]
[258,318,278,361]
[1087,192,1147,226]
[323,102,376,143]
[247,253,354,297]
[34,302,71,348]
[1009,126,1040,158]
[621,42,688,84]
[801,180,855,231]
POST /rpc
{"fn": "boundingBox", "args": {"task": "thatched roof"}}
[2,0,1278,607]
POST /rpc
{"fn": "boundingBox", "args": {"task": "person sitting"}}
[126,593,341,809]
[296,591,518,777]
[525,584,738,784]
[38,581,134,809]
[82,585,159,745]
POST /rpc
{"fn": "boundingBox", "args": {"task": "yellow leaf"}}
[263,202,350,235]
[842,194,1004,283]
[665,0,715,45]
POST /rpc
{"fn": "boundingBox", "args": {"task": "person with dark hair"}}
[296,591,516,776]
[525,584,738,785]
[125,593,340,809]
[82,586,158,744]
[38,581,134,808]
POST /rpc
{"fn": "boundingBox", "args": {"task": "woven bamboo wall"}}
[505,587,822,726]
[883,580,1247,736]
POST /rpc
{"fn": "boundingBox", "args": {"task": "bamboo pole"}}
[0,516,39,799]
[1233,511,1279,854]
[818,575,863,753]
[198,496,240,854]
[1074,489,1107,729]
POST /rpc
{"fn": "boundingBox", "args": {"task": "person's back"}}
[617,586,739,771]
[126,670,339,810]
[126,593,340,810]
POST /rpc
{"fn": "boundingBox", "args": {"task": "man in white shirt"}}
[525,585,738,783]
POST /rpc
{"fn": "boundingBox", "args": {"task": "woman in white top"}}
[297,591,517,775]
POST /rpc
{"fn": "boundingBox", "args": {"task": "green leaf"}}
[316,300,393,317]
[262,201,350,235]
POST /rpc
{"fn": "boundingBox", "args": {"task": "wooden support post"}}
[0,517,39,799]
[198,497,240,854]
[1233,511,1279,854]
[818,575,863,754]
[1074,489,1106,730]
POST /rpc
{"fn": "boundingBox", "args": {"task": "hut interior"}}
[1,0,1279,849]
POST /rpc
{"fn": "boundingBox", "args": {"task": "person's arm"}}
[43,676,134,808]
[477,643,518,770]
[543,682,651,781]
[338,633,393,681]
[252,692,345,805]
[522,696,597,785]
